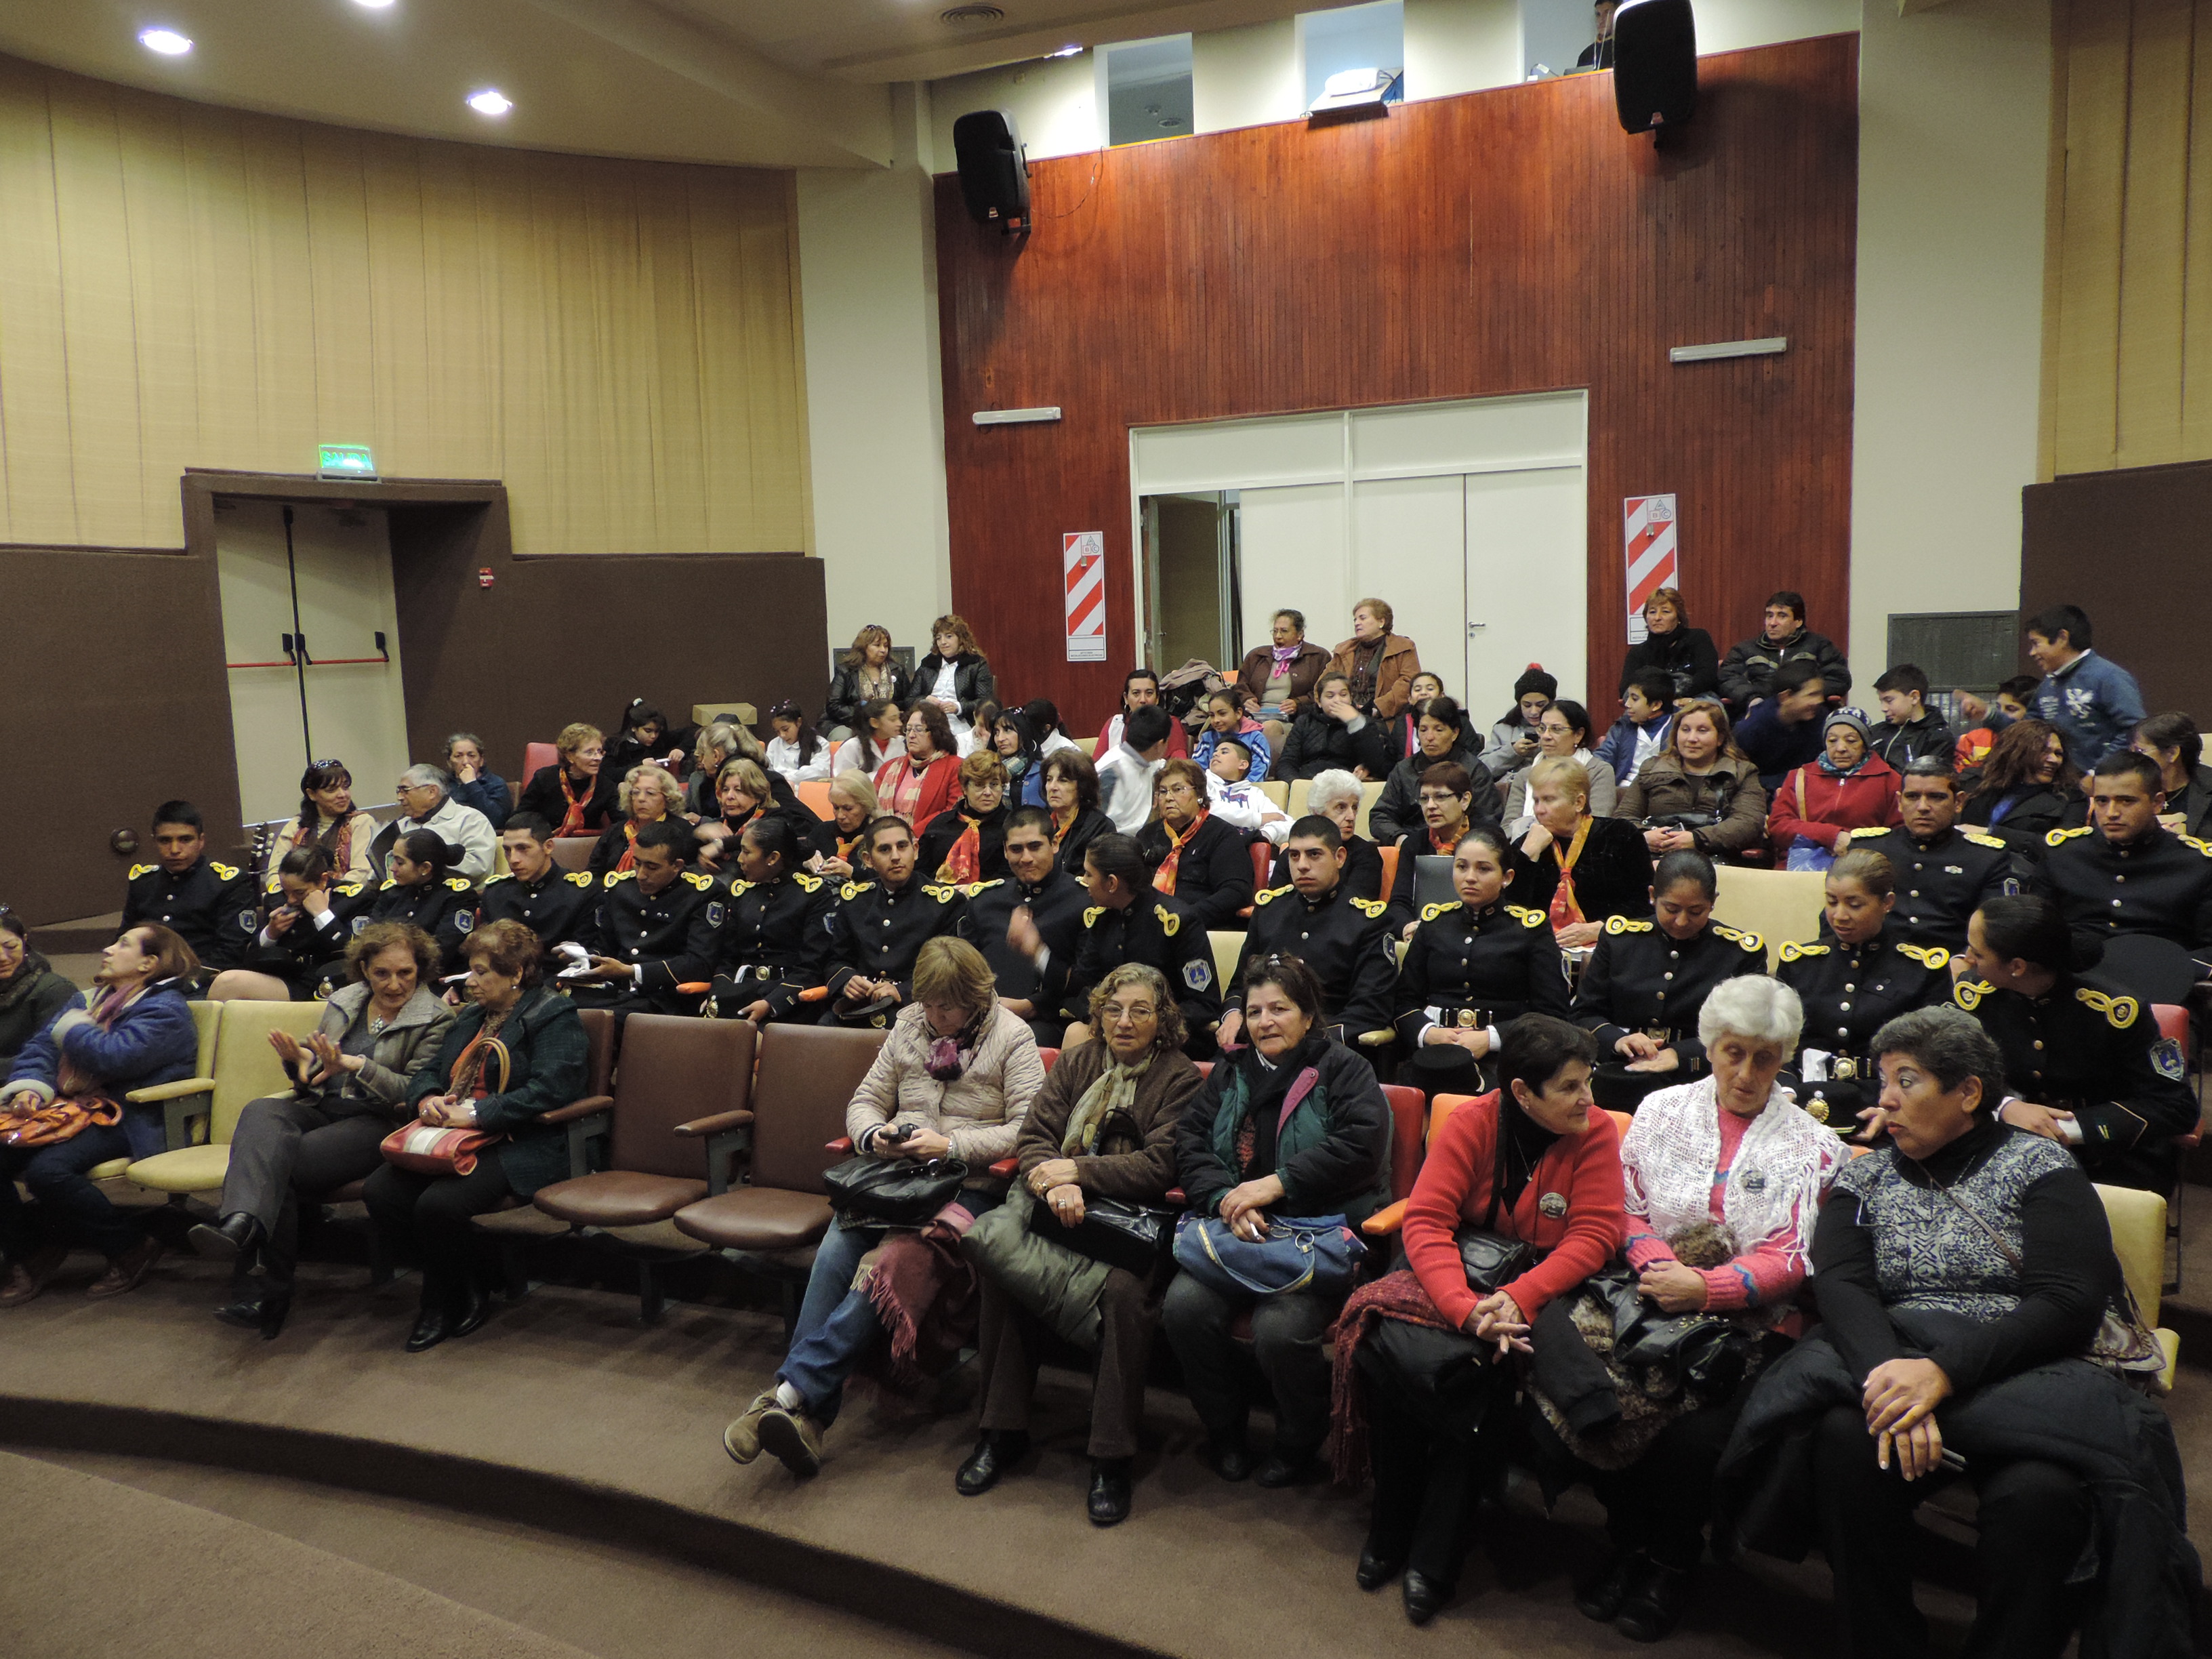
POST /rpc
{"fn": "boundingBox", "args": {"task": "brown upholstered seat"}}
[533,1014,756,1228]
[672,1023,888,1255]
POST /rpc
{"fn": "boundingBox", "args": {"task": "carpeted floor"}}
[0,1250,2076,1658]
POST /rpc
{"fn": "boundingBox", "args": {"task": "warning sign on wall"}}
[1622,495,1679,644]
[1064,532,1107,663]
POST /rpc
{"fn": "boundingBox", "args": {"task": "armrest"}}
[1361,1198,1409,1236]
[799,985,830,1002]
[541,1094,614,1125]
[827,1136,854,1154]
[676,982,711,996]
[989,1157,1018,1179]
[675,1108,756,1138]
[1356,1029,1395,1048]
[125,1078,215,1104]
[1164,1187,1185,1206]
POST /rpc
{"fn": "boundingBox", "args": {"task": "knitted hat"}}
[1513,665,1558,701]
[1822,707,1873,747]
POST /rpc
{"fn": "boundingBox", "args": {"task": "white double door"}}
[215,500,413,825]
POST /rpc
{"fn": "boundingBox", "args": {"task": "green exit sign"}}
[318,444,377,480]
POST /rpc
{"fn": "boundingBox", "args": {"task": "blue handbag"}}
[1172,1210,1366,1299]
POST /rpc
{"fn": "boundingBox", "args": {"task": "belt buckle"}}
[1456,1008,1479,1029]
[1831,1055,1859,1080]
[1643,1023,1671,1045]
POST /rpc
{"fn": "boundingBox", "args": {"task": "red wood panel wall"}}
[934,35,1858,734]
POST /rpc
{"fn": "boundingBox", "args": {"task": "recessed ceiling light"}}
[1048,45,1082,58]
[138,28,193,56]
[352,0,396,7]
[466,89,512,116]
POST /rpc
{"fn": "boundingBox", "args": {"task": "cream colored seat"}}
[1713,865,1828,971]
[1355,782,1385,838]
[1074,736,1097,758]
[1210,930,1243,996]
[1258,781,1289,810]
[125,1000,325,1196]
[2095,1183,2182,1393]
[95,1001,224,1180]
[691,701,757,730]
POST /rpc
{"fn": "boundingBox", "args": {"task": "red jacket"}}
[1766,755,1902,852]
[872,752,962,834]
[1401,1092,1625,1326]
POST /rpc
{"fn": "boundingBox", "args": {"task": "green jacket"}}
[404,983,589,1197]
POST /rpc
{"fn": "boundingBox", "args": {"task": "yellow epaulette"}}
[1847,827,1892,840]
[2045,825,2093,848]
[604,870,634,886]
[481,874,512,886]
[924,884,959,904]
[1504,905,1546,929]
[962,879,1006,898]
[565,872,594,888]
[1963,832,2006,850]
[377,878,398,892]
[335,882,366,899]
[127,864,155,880]
[1419,900,1462,924]
[443,877,472,893]
[1778,940,1827,963]
[1898,943,1951,971]
[2077,985,2141,1028]
[1083,905,1106,927]
[1153,903,1181,935]
[209,862,241,880]
[1713,923,1764,954]
[2184,834,2212,859]
[682,872,714,890]
[1952,978,1992,1012]
[1254,884,1294,906]
[792,872,823,893]
[726,880,754,897]
[1605,916,1654,935]
[1351,897,1387,919]
[840,880,872,902]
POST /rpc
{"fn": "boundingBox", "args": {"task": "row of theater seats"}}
[96,1000,2182,1392]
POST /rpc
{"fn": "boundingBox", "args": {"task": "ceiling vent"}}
[941,5,1005,24]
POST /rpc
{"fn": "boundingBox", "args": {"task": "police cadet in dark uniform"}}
[564,819,722,1019]
[470,815,598,970]
[962,806,1089,1046]
[1774,848,1953,1132]
[1845,759,2013,953]
[122,800,253,978]
[708,813,834,1022]
[1393,824,1570,1101]
[1948,895,2196,1193]
[2034,751,2212,970]
[325,830,474,991]
[1024,833,1222,1052]
[1225,815,1395,1048]
[232,846,352,1000]
[822,815,966,1028]
[1571,849,1765,1112]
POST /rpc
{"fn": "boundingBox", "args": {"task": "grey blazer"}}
[301,982,457,1120]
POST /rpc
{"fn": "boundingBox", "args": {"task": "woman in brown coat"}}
[1329,598,1423,722]
[1236,608,1335,747]
[960,963,1204,1526]
[1618,699,1769,864]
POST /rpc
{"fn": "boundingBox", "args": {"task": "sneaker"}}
[723,1391,779,1465]
[0,1246,69,1308]
[756,1400,825,1477]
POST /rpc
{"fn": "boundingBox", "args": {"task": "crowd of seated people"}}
[0,593,2200,1654]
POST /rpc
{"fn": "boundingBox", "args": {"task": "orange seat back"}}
[1377,843,1400,897]
[1249,840,1273,893]
[2154,1004,2189,1045]
[1383,1084,1425,1202]
[796,779,834,819]
[524,741,559,783]
[1039,1046,1059,1073]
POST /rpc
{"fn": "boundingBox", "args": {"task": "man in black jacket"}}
[1225,817,1396,1046]
[121,800,253,975]
[1869,664,1956,771]
[1717,590,1851,714]
[563,820,722,1018]
[961,806,1088,1044]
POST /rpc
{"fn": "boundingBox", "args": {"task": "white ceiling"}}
[0,0,1375,171]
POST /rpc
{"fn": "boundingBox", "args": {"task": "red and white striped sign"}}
[1063,532,1107,662]
[1622,494,1679,644]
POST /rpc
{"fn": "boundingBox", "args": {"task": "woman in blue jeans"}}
[0,924,200,1305]
[724,937,1042,1477]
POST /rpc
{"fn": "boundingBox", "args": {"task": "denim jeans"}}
[0,1122,145,1260]
[778,1218,888,1427]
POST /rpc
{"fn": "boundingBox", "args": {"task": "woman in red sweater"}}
[1767,708,1902,872]
[1330,1014,1624,1625]
[873,703,962,834]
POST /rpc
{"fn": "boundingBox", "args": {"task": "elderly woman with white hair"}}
[1538,974,1846,1643]
[588,763,682,876]
[1267,769,1387,900]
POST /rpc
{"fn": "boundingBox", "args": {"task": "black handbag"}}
[821,1154,969,1225]
[1454,1227,1534,1294]
[1583,1264,1758,1397]
[1057,1196,1176,1276]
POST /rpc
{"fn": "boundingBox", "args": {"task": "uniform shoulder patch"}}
[2183,834,2212,859]
[1084,905,1107,928]
[1778,940,1828,963]
[2076,986,2141,1029]
[1897,943,1951,970]
[1952,978,1991,1012]
[1418,901,1461,924]
[1254,884,1293,906]
[1962,832,2006,850]
[1713,923,1765,952]
[2153,1037,2188,1081]
[841,880,870,903]
[924,884,959,904]
[1504,905,1547,929]
[209,862,241,880]
[127,864,155,880]
[565,872,594,888]
[444,876,473,892]
[1605,916,1654,935]
[2045,825,2093,848]
[792,872,823,893]
[1153,903,1181,936]
[1350,897,1388,920]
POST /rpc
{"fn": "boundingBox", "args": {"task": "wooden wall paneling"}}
[2051,1,2135,475]
[2181,3,2212,458]
[2116,0,2193,467]
[935,38,1860,732]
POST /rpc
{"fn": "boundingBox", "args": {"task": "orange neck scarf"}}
[1153,811,1209,896]
[1546,815,1593,930]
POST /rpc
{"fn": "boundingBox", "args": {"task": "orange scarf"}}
[613,820,643,874]
[1428,820,1467,857]
[1052,807,1078,849]
[882,759,925,817]
[557,770,590,838]
[1547,816,1593,930]
[1153,811,1209,896]
[938,813,986,884]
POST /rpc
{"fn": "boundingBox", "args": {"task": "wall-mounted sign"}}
[1622,494,1678,644]
[1063,533,1107,663]
[319,444,377,480]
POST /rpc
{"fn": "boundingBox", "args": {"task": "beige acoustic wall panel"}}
[0,53,808,556]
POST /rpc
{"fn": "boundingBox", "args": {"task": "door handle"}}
[1466,622,1487,636]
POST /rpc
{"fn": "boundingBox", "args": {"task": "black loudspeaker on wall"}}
[1613,0,1698,136]
[953,109,1031,233]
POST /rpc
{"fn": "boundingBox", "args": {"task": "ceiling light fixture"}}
[1048,45,1082,58]
[466,89,512,116]
[138,28,193,56]
[352,0,396,8]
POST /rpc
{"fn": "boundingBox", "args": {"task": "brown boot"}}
[87,1237,165,1300]
[0,1246,69,1307]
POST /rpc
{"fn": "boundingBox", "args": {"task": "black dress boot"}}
[190,1212,264,1266]
[1086,1458,1132,1526]
[406,1279,453,1353]
[956,1431,1029,1496]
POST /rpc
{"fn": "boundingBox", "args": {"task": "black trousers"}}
[1356,1326,1513,1584]
[1582,1399,1742,1570]
[361,1157,516,1304]
[976,1268,1156,1460]
[1812,1403,2091,1659]
[1159,1272,1334,1458]
[219,1093,392,1284]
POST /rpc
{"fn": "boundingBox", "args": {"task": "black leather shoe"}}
[1356,1544,1406,1591]
[257,1284,292,1340]
[1401,1570,1450,1626]
[189,1213,264,1264]
[1254,1451,1326,1489]
[212,1283,268,1332]
[955,1431,1027,1496]
[405,1306,452,1353]
[1087,1458,1132,1526]
[1575,1550,1645,1623]
[1614,1559,1692,1643]
[1206,1438,1252,1483]
[449,1279,493,1341]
